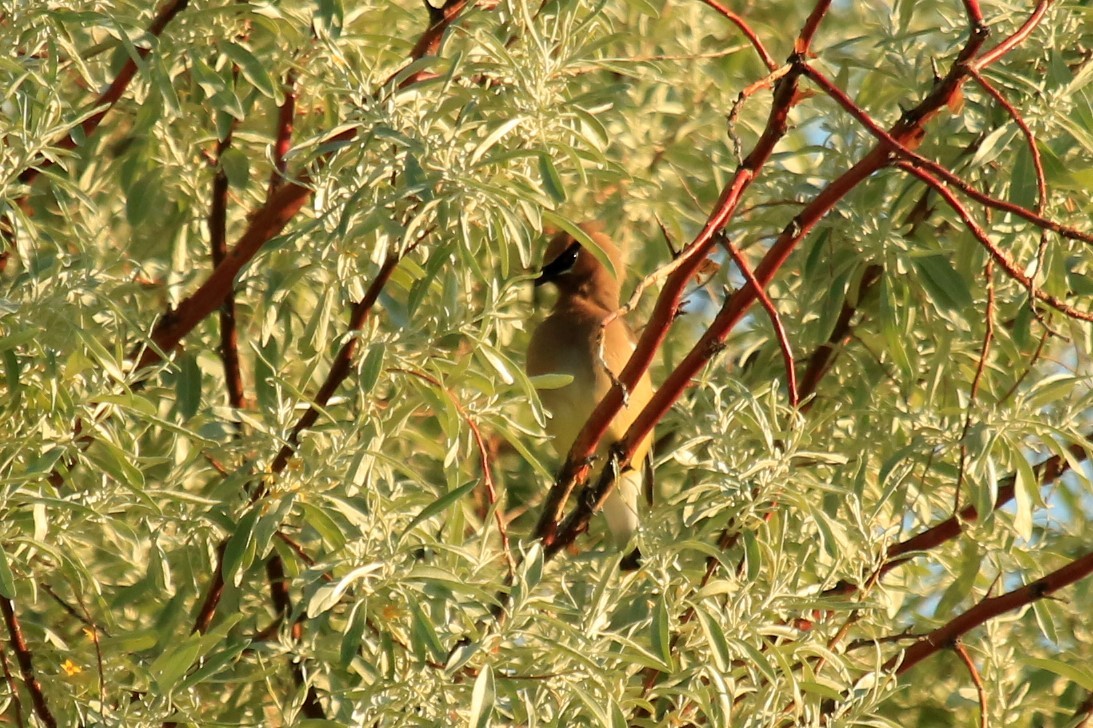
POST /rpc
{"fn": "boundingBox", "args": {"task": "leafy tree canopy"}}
[1,0,1091,725]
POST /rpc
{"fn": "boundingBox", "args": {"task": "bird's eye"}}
[554,243,580,272]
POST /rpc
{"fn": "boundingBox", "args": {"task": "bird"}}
[526,224,654,570]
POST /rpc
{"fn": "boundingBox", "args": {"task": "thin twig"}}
[968,68,1050,318]
[391,367,516,577]
[955,260,996,513]
[998,327,1049,403]
[721,235,798,405]
[698,0,777,71]
[954,640,990,728]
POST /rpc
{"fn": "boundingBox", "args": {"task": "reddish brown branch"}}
[44,0,478,487]
[546,0,1066,585]
[182,0,477,645]
[538,0,1008,557]
[392,0,470,87]
[192,542,227,635]
[795,0,834,55]
[1,598,56,728]
[265,556,324,718]
[961,0,985,24]
[548,142,891,559]
[889,549,1093,674]
[133,1,482,374]
[972,1,1049,70]
[132,161,339,373]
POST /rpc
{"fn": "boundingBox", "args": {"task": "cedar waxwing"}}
[526,225,654,570]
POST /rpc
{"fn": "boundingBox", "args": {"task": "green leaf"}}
[0,548,16,599]
[340,603,368,669]
[651,595,674,671]
[815,268,852,344]
[741,529,761,582]
[408,599,446,663]
[1024,656,1093,692]
[469,663,495,728]
[175,352,201,420]
[1012,447,1039,540]
[730,638,777,682]
[307,563,382,618]
[125,170,165,227]
[538,153,567,202]
[87,440,146,490]
[470,117,524,165]
[400,480,477,542]
[219,40,277,99]
[300,502,348,551]
[477,345,515,386]
[935,543,981,618]
[3,348,19,397]
[693,604,732,671]
[528,373,574,390]
[222,507,260,587]
[151,634,203,693]
[913,253,973,314]
[219,147,250,189]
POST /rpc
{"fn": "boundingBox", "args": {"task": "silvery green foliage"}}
[0,1,1090,725]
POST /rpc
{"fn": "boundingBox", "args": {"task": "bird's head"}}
[534,224,623,305]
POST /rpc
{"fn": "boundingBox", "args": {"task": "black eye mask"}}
[534,242,581,286]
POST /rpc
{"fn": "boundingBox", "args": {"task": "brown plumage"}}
[526,226,654,569]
